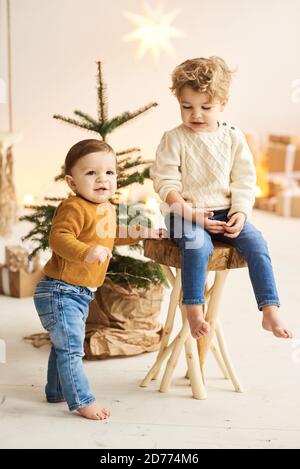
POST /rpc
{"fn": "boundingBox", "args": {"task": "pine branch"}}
[106,253,167,289]
[101,102,158,136]
[97,61,108,123]
[118,167,151,187]
[53,114,97,133]
[53,165,66,181]
[142,166,151,179]
[116,147,140,156]
[117,171,146,188]
[20,204,56,257]
[128,242,144,253]
[55,173,65,181]
[73,110,99,128]
[118,157,143,170]
[44,197,65,202]
[117,154,142,167]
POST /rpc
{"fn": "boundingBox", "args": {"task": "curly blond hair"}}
[171,56,234,101]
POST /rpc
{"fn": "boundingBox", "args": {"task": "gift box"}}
[254,196,277,212]
[276,186,300,217]
[0,263,43,298]
[269,134,300,145]
[268,179,289,197]
[266,143,300,173]
[5,245,40,273]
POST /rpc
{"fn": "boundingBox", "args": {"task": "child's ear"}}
[65,174,77,193]
[220,97,229,111]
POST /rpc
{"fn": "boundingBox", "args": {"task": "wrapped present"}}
[266,143,300,173]
[269,134,300,145]
[268,179,289,197]
[254,196,277,212]
[0,263,43,298]
[5,245,40,273]
[276,186,300,217]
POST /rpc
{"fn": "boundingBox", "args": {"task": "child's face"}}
[65,151,117,204]
[179,85,227,133]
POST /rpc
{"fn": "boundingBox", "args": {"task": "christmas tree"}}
[21,62,166,290]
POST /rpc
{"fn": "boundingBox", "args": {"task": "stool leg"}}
[152,266,181,380]
[159,318,190,394]
[192,340,230,379]
[198,270,229,375]
[140,266,181,387]
[215,320,244,393]
[140,335,178,387]
[210,339,230,379]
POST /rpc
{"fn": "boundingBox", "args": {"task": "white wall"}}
[1,0,300,203]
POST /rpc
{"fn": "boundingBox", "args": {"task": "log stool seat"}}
[141,238,247,399]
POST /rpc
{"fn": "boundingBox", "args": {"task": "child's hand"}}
[84,245,112,264]
[224,212,246,238]
[203,211,227,234]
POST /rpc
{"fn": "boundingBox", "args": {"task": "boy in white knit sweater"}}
[151,56,292,339]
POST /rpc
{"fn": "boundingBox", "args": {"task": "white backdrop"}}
[0,0,300,202]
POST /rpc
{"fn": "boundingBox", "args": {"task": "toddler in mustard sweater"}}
[34,139,163,420]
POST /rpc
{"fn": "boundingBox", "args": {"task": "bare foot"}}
[77,402,111,420]
[186,305,210,339]
[262,305,293,338]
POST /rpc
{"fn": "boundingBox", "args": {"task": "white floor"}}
[1,210,300,449]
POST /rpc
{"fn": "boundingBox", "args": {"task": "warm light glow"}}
[123,2,184,61]
[255,154,269,198]
[23,194,35,205]
[145,197,158,211]
[255,186,262,197]
[119,188,130,201]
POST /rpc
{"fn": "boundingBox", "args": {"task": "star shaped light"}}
[123,2,185,61]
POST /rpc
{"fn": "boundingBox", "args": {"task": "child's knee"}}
[182,233,212,255]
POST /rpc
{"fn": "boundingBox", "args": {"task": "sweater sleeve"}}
[49,201,91,262]
[150,131,183,202]
[227,130,257,218]
[114,225,146,246]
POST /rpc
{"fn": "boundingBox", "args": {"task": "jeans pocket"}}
[58,283,80,294]
[34,292,56,331]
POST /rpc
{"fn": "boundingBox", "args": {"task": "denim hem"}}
[182,299,205,305]
[47,398,66,403]
[69,396,96,412]
[258,300,280,311]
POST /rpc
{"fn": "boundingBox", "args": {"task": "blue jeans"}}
[33,277,95,411]
[165,210,280,310]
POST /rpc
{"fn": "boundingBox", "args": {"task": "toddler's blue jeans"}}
[33,277,95,411]
[165,209,280,310]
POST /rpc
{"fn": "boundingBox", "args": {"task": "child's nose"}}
[96,174,107,182]
[192,110,203,119]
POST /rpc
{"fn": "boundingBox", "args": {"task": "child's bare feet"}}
[77,402,111,420]
[186,305,210,339]
[262,305,293,338]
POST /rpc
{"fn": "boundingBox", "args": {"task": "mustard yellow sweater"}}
[44,195,143,288]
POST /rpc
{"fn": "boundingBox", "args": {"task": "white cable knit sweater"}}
[150,122,257,218]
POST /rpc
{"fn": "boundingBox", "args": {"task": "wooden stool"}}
[141,238,247,399]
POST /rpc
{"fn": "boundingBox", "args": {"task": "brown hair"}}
[171,56,235,101]
[64,139,115,175]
